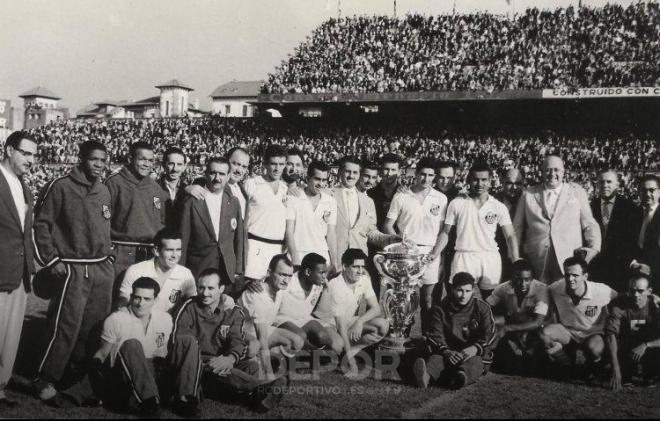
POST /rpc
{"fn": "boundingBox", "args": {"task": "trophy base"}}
[378,336,416,354]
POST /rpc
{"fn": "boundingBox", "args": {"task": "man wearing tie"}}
[0,131,36,408]
[634,174,660,290]
[589,170,636,291]
[513,155,601,284]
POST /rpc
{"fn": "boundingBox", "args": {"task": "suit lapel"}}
[0,170,23,228]
[193,197,216,240]
[533,186,550,220]
[334,188,348,226]
[218,189,234,240]
[354,192,367,228]
[552,184,570,219]
[591,199,602,225]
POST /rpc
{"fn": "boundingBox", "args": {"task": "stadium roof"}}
[155,79,193,91]
[19,86,61,100]
[210,80,263,98]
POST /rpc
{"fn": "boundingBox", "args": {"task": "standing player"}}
[118,228,196,313]
[32,141,115,403]
[384,157,447,334]
[106,142,167,288]
[158,147,189,228]
[356,161,379,194]
[243,145,289,280]
[285,160,339,271]
[436,163,520,298]
[0,131,36,408]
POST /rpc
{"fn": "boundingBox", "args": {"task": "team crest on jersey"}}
[630,319,646,332]
[216,324,230,341]
[468,318,480,330]
[584,306,598,317]
[169,289,181,304]
[102,204,111,220]
[155,332,165,348]
[322,210,332,223]
[430,204,440,216]
[153,196,162,210]
[230,218,237,230]
[484,212,497,224]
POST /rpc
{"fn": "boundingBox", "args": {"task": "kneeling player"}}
[412,272,496,389]
[275,253,335,350]
[487,259,549,374]
[313,248,389,371]
[606,269,660,390]
[170,268,287,416]
[91,277,172,417]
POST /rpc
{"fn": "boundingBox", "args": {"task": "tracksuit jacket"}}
[33,166,112,267]
[172,297,249,363]
[427,296,497,360]
[105,167,167,244]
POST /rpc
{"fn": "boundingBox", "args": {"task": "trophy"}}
[373,240,430,353]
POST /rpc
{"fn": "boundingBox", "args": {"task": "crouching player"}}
[90,277,172,417]
[606,268,660,390]
[170,268,288,416]
[275,253,336,350]
[487,259,549,374]
[412,272,496,389]
[313,248,389,373]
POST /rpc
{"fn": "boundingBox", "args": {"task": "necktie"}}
[601,199,612,238]
[638,208,655,249]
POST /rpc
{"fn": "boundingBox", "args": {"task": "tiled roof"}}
[210,80,263,98]
[155,79,193,91]
[19,86,61,100]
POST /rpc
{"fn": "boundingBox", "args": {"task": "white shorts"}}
[275,315,315,328]
[450,251,502,290]
[245,238,284,279]
[318,315,359,330]
[418,245,441,286]
[245,325,278,341]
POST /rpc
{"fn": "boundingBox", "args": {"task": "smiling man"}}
[32,140,115,404]
[158,147,189,228]
[118,228,196,313]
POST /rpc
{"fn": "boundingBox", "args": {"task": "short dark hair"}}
[511,259,534,275]
[338,155,361,170]
[380,153,402,168]
[153,228,181,249]
[300,253,327,271]
[341,248,368,266]
[360,160,379,173]
[416,157,437,173]
[226,146,249,160]
[563,256,588,274]
[287,148,304,162]
[5,130,37,153]
[132,276,161,297]
[206,156,229,173]
[307,160,330,178]
[263,145,287,163]
[468,161,491,176]
[78,141,106,160]
[198,267,232,286]
[436,160,457,172]
[451,272,476,288]
[268,253,293,272]
[639,174,660,187]
[129,141,153,159]
[163,147,186,163]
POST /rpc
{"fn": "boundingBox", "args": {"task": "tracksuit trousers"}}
[425,354,488,387]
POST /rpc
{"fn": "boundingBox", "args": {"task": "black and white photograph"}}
[0,0,659,418]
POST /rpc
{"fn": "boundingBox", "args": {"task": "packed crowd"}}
[262,2,660,94]
[26,116,658,202]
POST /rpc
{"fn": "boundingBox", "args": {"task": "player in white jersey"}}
[243,145,289,280]
[384,157,447,334]
[436,162,520,298]
[285,160,339,271]
[276,253,336,350]
[118,229,197,313]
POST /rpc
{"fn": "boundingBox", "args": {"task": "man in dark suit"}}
[179,157,245,298]
[633,174,660,290]
[589,170,636,291]
[158,146,189,229]
[0,131,36,408]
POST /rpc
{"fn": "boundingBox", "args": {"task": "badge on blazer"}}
[169,289,181,304]
[230,218,237,230]
[430,204,440,216]
[322,210,332,223]
[156,332,165,348]
[102,204,111,220]
[153,196,162,210]
[484,212,497,224]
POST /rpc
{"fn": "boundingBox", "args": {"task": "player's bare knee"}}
[585,335,604,359]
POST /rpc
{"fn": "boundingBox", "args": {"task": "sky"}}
[0,0,635,114]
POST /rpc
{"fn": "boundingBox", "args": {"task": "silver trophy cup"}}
[374,240,430,353]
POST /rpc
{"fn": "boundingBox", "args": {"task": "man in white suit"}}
[332,156,398,277]
[513,155,600,284]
